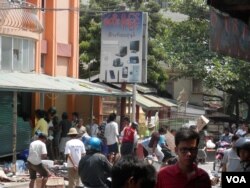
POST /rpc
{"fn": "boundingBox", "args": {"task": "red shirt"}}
[122,126,135,143]
[155,163,211,188]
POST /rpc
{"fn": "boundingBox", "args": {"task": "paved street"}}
[1,162,221,188]
[199,161,221,188]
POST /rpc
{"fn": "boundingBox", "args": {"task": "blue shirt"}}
[158,135,166,146]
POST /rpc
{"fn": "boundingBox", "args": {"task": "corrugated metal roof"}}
[126,84,157,94]
[144,95,177,107]
[0,72,132,97]
[136,94,162,110]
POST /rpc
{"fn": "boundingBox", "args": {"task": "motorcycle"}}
[213,141,231,171]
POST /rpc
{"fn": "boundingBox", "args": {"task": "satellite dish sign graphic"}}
[100,11,148,83]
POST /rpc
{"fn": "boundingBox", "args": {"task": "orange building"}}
[0,0,130,156]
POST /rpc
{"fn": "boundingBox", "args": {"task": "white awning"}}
[0,72,132,97]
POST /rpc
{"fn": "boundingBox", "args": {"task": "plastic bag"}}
[206,139,216,149]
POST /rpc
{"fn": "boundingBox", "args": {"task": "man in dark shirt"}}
[97,121,108,156]
[112,156,157,188]
[78,137,112,188]
[58,112,72,160]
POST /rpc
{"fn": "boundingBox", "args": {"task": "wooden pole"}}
[12,92,17,174]
[120,82,126,127]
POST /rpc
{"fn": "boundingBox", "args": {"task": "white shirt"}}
[222,148,241,172]
[27,140,47,165]
[90,123,99,137]
[64,138,86,168]
[104,121,119,145]
[235,129,246,137]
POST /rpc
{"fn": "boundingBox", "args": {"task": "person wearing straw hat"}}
[65,127,86,188]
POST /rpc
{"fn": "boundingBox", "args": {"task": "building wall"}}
[173,78,203,106]
[173,78,192,100]
[56,57,69,76]
[55,94,68,119]
[56,0,69,43]
[28,0,80,116]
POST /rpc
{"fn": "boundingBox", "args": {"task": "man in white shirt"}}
[27,133,50,188]
[90,116,99,137]
[104,113,120,154]
[65,128,86,188]
[222,135,241,172]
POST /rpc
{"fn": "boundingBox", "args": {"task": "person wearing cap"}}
[78,137,112,188]
[120,117,138,156]
[235,136,250,171]
[27,133,50,188]
[65,127,86,188]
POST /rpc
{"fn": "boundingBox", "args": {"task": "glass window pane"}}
[28,40,35,72]
[22,39,29,72]
[1,37,12,70]
[13,38,22,71]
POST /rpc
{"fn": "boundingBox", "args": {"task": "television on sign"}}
[129,56,139,64]
[130,40,140,53]
[116,46,127,57]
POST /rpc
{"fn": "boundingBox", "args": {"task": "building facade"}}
[0,0,82,156]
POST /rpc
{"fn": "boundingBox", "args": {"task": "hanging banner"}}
[209,8,250,61]
[100,12,148,83]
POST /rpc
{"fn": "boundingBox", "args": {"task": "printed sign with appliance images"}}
[100,11,148,83]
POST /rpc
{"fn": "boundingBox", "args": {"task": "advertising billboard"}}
[100,12,148,83]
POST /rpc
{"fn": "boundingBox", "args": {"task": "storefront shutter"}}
[0,92,31,156]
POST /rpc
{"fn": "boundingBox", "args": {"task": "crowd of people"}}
[26,108,250,188]
[219,122,250,173]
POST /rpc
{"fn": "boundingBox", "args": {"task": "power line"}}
[0,4,136,13]
[0,7,80,11]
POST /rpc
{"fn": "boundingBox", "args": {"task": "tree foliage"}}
[166,0,250,121]
[79,0,169,93]
[79,0,250,120]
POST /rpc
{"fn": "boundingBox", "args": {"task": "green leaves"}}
[78,1,250,120]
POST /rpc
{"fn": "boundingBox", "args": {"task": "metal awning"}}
[0,72,132,97]
[144,95,177,108]
[136,94,162,110]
